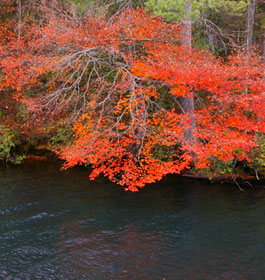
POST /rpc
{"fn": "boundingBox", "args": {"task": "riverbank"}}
[2,148,264,191]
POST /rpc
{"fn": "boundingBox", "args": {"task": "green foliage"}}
[0,108,6,120]
[0,125,15,160]
[101,0,145,17]
[16,104,28,122]
[145,0,248,23]
[151,144,178,162]
[199,157,234,179]
[11,154,26,164]
[48,124,74,148]
[206,0,248,14]
[192,29,212,51]
[145,0,248,55]
[197,134,265,179]
[249,133,265,176]
[254,3,265,50]
[62,0,98,15]
[0,125,25,163]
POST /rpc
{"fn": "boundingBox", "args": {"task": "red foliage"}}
[1,8,264,190]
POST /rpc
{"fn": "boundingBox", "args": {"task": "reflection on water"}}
[0,161,264,279]
[59,224,162,279]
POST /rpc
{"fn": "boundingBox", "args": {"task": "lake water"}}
[0,161,264,279]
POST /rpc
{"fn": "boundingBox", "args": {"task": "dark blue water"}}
[0,161,264,279]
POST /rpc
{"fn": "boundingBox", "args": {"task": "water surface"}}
[0,161,264,279]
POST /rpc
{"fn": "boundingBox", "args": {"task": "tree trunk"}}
[17,0,22,42]
[263,27,265,63]
[179,0,195,145]
[245,0,257,55]
[262,27,265,85]
[180,0,192,50]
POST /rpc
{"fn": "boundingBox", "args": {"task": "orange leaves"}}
[130,61,150,78]
[170,85,189,97]
[53,9,265,190]
[1,6,265,190]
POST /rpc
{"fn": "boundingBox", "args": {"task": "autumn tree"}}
[3,8,263,190]
[1,3,264,190]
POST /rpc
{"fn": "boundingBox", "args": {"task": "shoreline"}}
[1,149,264,191]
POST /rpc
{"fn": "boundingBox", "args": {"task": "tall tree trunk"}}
[245,0,257,55]
[180,0,195,145]
[17,0,22,42]
[180,0,192,50]
[263,27,265,63]
[245,0,257,96]
[17,0,22,93]
[259,28,264,162]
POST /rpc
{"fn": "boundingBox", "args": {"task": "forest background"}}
[0,0,264,191]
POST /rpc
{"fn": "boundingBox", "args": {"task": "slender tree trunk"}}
[244,0,257,96]
[259,28,265,161]
[179,0,195,145]
[245,0,257,55]
[17,0,22,94]
[17,0,22,42]
[180,0,192,50]
[263,27,265,63]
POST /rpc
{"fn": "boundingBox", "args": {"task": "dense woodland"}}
[0,0,264,191]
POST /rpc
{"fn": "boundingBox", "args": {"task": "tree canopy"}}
[0,0,264,190]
